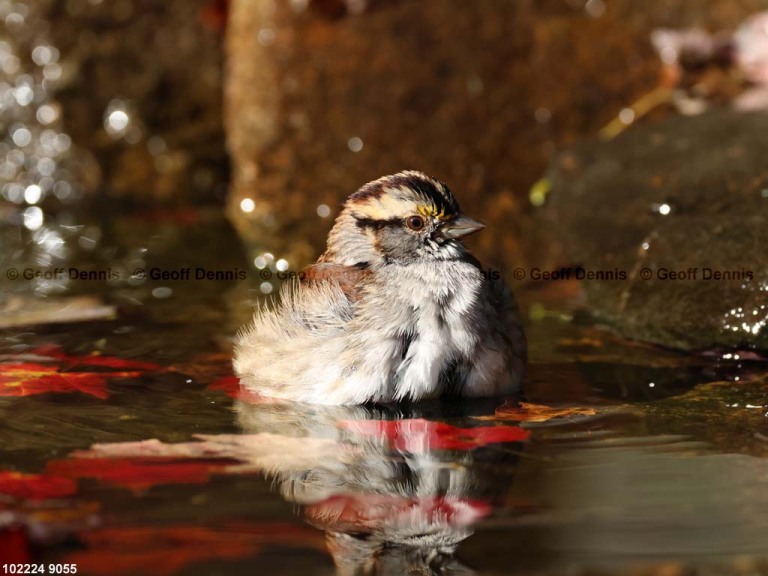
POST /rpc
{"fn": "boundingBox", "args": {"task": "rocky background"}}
[4,0,768,351]
[223,0,768,270]
[545,110,768,351]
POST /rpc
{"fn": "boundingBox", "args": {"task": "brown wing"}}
[299,263,372,303]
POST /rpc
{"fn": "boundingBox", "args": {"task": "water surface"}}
[1,212,767,575]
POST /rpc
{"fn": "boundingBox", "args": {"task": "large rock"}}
[224,0,768,272]
[545,110,768,351]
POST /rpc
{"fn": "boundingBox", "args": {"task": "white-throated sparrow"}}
[234,170,526,405]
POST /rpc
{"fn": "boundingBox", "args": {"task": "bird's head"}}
[323,171,484,266]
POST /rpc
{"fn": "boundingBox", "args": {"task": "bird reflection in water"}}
[235,399,523,575]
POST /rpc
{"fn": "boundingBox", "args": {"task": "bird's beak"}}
[437,214,486,240]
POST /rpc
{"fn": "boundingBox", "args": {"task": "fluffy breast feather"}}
[233,259,522,404]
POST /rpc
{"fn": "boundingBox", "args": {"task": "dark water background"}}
[2,210,767,574]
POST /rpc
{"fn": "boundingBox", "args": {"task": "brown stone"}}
[224,0,768,272]
[545,109,768,351]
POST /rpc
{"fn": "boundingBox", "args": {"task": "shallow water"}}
[2,212,768,575]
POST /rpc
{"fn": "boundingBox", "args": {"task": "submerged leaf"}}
[0,363,112,399]
[0,346,162,399]
[0,471,78,500]
[475,401,598,423]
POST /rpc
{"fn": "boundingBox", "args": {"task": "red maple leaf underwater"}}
[0,346,162,399]
[0,470,78,500]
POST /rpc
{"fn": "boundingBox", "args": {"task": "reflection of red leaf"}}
[0,347,162,399]
[171,352,265,403]
[47,458,235,492]
[0,471,77,500]
[306,493,492,532]
[66,523,324,576]
[0,527,30,563]
[209,375,268,403]
[339,418,530,451]
[209,375,240,396]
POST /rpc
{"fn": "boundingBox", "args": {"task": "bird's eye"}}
[405,215,426,231]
